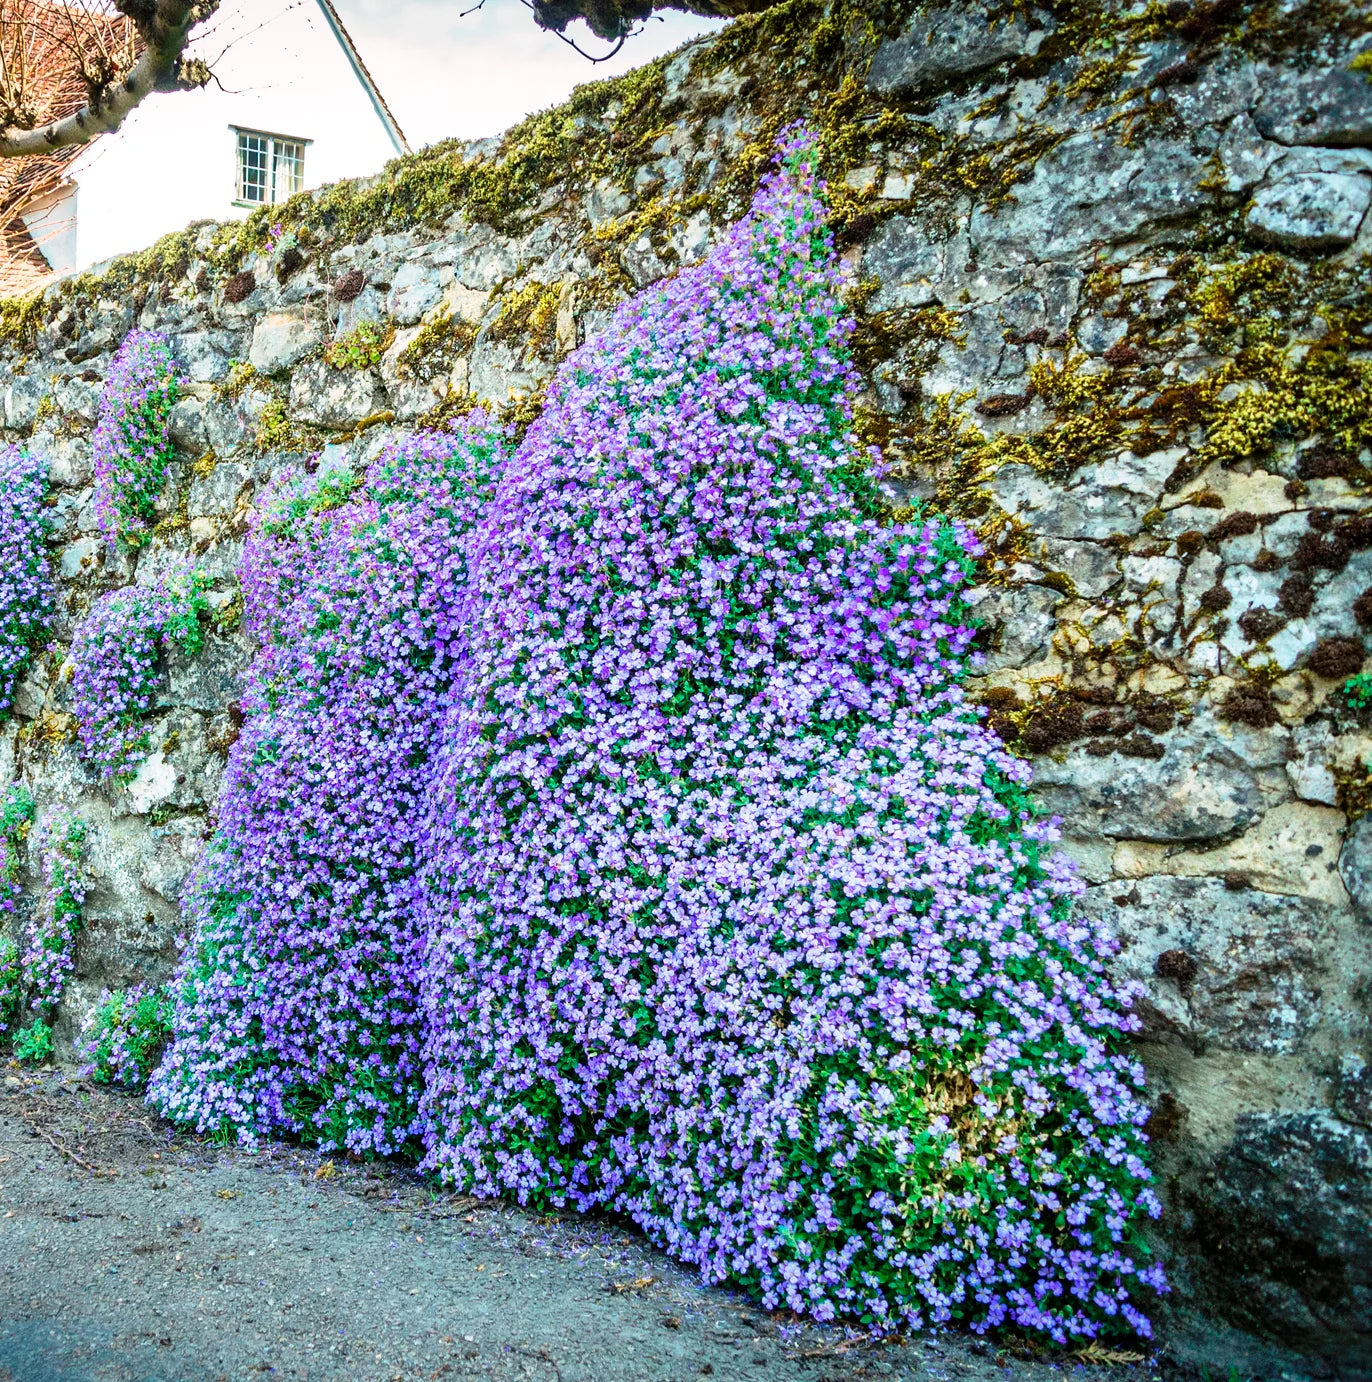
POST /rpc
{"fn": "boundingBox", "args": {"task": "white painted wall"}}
[20,186,79,277]
[66,0,403,270]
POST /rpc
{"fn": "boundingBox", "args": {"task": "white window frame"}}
[232,127,312,208]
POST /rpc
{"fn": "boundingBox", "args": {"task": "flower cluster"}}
[151,425,503,1153]
[70,570,208,779]
[23,810,88,1018]
[92,330,181,547]
[0,445,53,719]
[153,134,1163,1340]
[0,935,21,1038]
[0,782,35,923]
[0,785,35,1039]
[0,787,87,1052]
[80,983,174,1089]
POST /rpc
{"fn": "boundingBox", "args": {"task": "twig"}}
[515,0,635,62]
[21,1112,115,1177]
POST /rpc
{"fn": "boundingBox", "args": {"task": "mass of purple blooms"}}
[0,445,53,719]
[152,132,1163,1340]
[150,426,502,1151]
[70,571,207,779]
[92,330,180,547]
[22,810,88,1017]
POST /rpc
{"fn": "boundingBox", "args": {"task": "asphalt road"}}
[0,1072,1162,1382]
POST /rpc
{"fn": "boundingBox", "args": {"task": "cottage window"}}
[234,129,309,206]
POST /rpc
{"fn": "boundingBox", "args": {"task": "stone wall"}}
[1,0,1369,1370]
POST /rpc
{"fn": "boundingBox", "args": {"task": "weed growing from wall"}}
[0,446,53,720]
[92,331,181,548]
[70,570,209,779]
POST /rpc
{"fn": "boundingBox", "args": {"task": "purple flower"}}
[80,982,174,1089]
[22,811,88,1018]
[0,445,52,718]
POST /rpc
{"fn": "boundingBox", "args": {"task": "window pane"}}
[237,132,267,204]
[270,140,304,203]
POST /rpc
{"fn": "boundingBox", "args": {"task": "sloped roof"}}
[312,0,410,157]
[0,1,137,294]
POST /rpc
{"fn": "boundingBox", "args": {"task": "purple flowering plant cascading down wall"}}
[23,810,89,1020]
[92,330,180,548]
[0,445,53,720]
[150,426,505,1152]
[0,784,37,1038]
[152,132,1164,1342]
[70,570,209,780]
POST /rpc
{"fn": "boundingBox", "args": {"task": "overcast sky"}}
[325,1,725,151]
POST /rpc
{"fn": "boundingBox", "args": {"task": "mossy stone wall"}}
[1,0,1369,1370]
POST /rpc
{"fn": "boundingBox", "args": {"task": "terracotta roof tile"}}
[0,1,137,294]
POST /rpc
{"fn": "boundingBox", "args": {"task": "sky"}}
[320,1,725,150]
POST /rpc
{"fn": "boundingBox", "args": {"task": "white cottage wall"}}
[68,0,403,270]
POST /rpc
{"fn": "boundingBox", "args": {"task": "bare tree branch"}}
[530,0,777,42]
[0,0,216,160]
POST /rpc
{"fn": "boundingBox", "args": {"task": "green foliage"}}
[45,816,87,934]
[0,782,35,848]
[0,935,21,1036]
[0,784,35,1046]
[160,568,213,658]
[13,1017,51,1064]
[323,320,394,371]
[1340,673,1372,710]
[1,782,35,902]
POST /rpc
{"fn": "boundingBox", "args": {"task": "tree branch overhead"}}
[0,0,216,160]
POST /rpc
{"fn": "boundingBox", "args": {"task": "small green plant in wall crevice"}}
[323,320,394,371]
[1339,672,1372,711]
